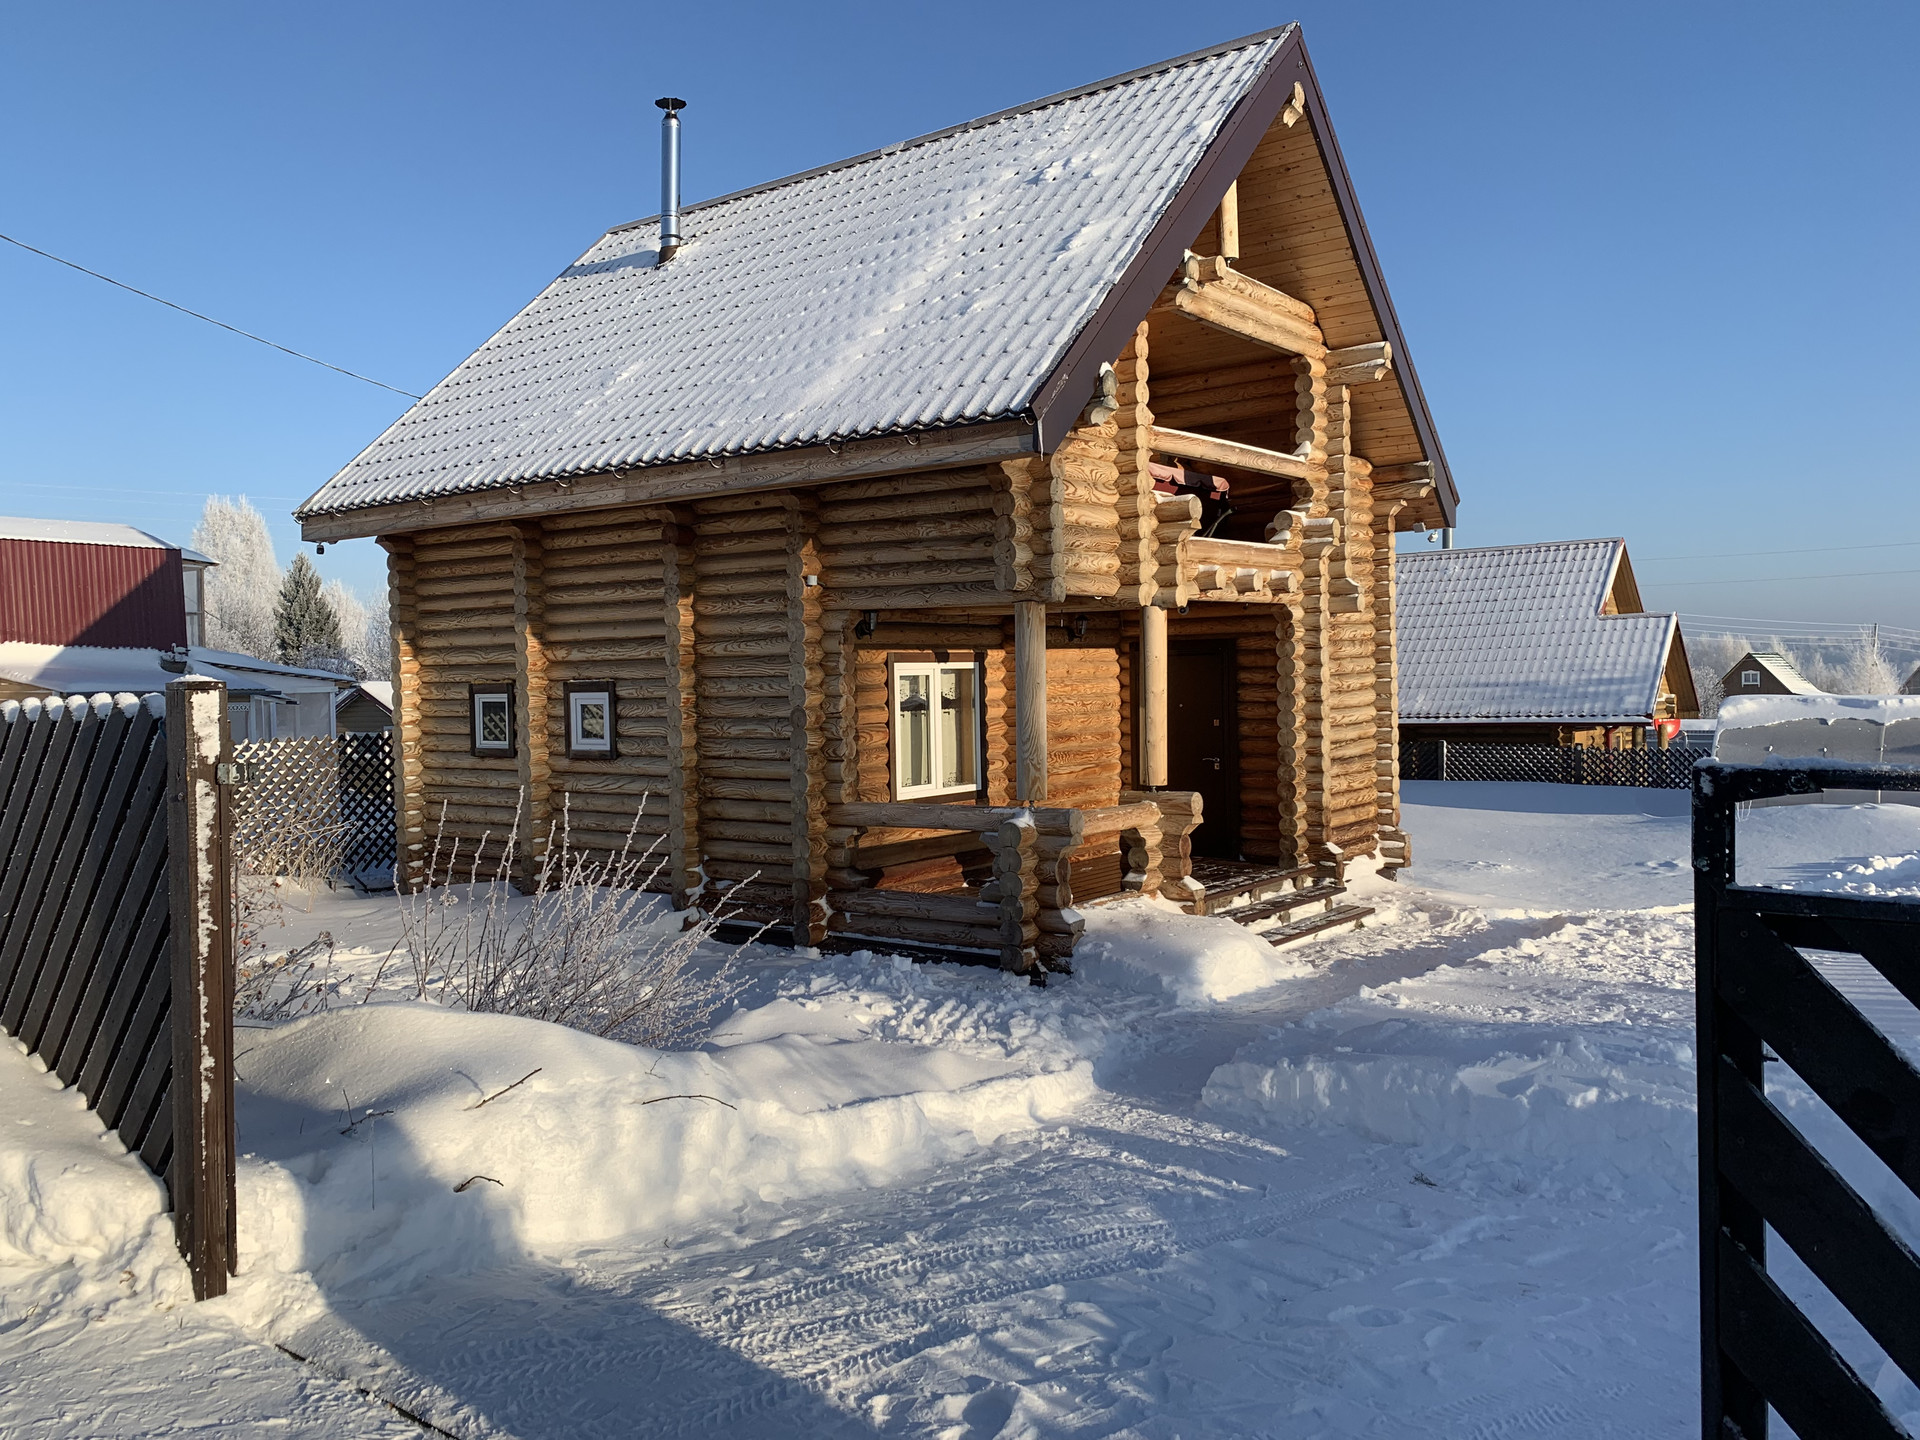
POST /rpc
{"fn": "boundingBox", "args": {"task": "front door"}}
[1166,642,1240,858]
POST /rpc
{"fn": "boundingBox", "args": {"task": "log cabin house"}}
[294,26,1459,978]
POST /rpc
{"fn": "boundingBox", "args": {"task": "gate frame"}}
[1695,758,1920,1439]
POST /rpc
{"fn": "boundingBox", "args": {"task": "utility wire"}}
[1638,538,1920,563]
[0,231,422,399]
[1647,567,1920,587]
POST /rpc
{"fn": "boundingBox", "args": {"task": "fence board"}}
[20,706,158,1053]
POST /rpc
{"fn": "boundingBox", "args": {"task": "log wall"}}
[404,524,520,871]
[537,509,672,863]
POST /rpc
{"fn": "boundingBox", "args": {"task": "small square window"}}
[1741,671,1761,687]
[470,685,515,757]
[566,682,618,758]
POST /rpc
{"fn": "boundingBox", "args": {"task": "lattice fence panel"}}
[232,732,395,878]
[1400,740,1697,789]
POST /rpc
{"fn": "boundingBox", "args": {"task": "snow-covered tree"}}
[323,577,391,680]
[274,553,346,669]
[190,495,282,658]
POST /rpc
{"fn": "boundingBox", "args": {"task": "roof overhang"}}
[1030,27,1457,524]
[299,418,1036,543]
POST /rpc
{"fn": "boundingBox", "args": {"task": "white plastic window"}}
[569,690,613,754]
[893,661,981,799]
[472,691,512,752]
[1741,671,1761,687]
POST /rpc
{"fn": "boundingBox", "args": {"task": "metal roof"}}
[0,516,213,564]
[296,31,1293,520]
[1395,539,1681,725]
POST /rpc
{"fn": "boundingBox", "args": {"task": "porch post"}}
[1140,604,1168,788]
[1015,600,1048,803]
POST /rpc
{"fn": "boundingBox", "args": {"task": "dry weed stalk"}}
[395,794,750,1048]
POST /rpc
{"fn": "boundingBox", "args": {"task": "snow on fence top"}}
[295,30,1286,518]
[1716,693,1920,766]
[1394,539,1677,724]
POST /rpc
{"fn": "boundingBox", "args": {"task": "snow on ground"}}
[5,783,1920,1436]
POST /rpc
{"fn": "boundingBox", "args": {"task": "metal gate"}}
[1695,759,1920,1438]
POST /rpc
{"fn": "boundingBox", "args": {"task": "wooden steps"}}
[1192,857,1372,951]
[1256,903,1375,948]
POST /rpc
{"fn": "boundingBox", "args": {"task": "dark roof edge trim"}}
[607,26,1299,236]
[1030,31,1302,453]
[1292,40,1458,524]
[1032,28,1458,525]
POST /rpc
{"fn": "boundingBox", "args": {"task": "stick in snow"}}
[453,1175,503,1193]
[639,1093,736,1109]
[470,1068,542,1110]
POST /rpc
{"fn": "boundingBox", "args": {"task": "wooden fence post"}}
[166,678,236,1300]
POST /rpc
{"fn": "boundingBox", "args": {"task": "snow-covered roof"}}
[1395,539,1679,725]
[0,644,279,698]
[1729,650,1822,695]
[187,647,354,689]
[0,516,214,565]
[335,680,393,715]
[296,31,1293,520]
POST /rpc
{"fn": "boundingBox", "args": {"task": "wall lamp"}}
[854,610,880,639]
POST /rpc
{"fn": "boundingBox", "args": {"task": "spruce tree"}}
[274,553,343,666]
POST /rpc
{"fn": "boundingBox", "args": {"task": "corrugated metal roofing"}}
[296,31,1287,520]
[1396,540,1679,724]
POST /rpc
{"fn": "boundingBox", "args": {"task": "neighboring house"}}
[294,27,1459,972]
[1903,665,1920,696]
[0,514,352,732]
[334,680,394,733]
[1396,538,1698,748]
[1720,650,1822,699]
[1,517,213,648]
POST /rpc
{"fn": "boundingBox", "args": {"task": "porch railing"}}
[822,795,1202,980]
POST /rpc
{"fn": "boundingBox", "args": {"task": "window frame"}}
[1741,670,1762,688]
[564,680,619,759]
[469,683,517,758]
[886,650,987,803]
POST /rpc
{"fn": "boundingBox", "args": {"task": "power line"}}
[0,231,422,399]
[1681,612,1920,638]
[1638,539,1920,563]
[1645,567,1920,587]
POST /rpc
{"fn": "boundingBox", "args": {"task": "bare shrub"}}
[394,795,749,1049]
[235,933,338,1022]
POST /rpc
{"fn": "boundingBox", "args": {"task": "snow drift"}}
[234,1000,1093,1290]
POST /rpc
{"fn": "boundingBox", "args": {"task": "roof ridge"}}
[1396,537,1625,560]
[607,25,1296,235]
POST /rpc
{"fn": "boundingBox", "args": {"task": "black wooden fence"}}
[1695,760,1920,1438]
[0,682,236,1299]
[1403,739,1698,788]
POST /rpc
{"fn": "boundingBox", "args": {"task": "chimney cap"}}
[655,97,686,113]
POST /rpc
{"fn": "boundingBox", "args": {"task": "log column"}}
[1139,603,1168,788]
[786,500,828,944]
[661,515,703,908]
[1014,600,1049,803]
[510,521,552,888]
[379,535,426,892]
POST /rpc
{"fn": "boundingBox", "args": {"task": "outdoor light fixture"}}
[854,610,880,638]
[1071,614,1089,642]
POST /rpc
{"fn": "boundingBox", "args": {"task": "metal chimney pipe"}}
[655,97,686,263]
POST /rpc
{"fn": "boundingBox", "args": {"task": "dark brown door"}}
[1167,642,1240,858]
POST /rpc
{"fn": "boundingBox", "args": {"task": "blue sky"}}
[3,2,1915,626]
